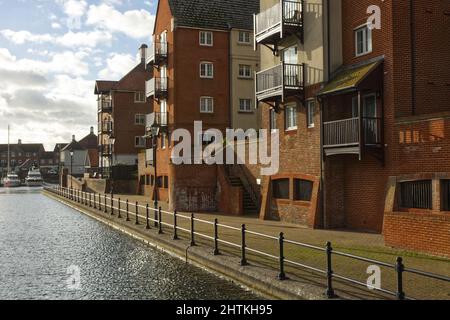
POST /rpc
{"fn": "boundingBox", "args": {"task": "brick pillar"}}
[432,178,441,212]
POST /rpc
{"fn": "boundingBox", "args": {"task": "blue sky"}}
[0,0,157,149]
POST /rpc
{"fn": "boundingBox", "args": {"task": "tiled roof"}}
[0,144,44,153]
[94,80,118,94]
[168,0,259,31]
[79,133,98,150]
[61,140,85,152]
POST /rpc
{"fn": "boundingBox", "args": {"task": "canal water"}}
[0,188,260,300]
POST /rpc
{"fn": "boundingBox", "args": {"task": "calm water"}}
[0,187,260,300]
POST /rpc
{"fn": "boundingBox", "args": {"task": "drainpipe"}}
[228,24,233,129]
[410,0,416,115]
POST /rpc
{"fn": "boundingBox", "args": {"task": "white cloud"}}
[86,4,154,39]
[98,52,137,80]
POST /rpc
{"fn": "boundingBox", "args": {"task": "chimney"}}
[139,44,148,64]
[18,139,22,145]
[72,135,76,142]
[90,126,94,134]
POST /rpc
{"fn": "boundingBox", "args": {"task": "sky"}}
[0,0,157,150]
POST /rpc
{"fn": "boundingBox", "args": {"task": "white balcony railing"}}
[146,77,168,98]
[146,42,168,66]
[256,63,304,101]
[145,79,155,97]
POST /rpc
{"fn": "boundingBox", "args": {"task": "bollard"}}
[190,213,195,246]
[126,200,130,221]
[146,204,150,229]
[173,210,178,240]
[240,224,247,266]
[118,198,122,219]
[154,203,158,227]
[325,242,336,298]
[213,218,219,256]
[396,257,405,300]
[278,232,286,280]
[158,207,163,234]
[104,195,107,213]
[89,193,92,207]
[110,193,114,215]
[135,202,139,225]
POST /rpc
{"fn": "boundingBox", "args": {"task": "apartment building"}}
[0,140,45,177]
[141,0,260,212]
[95,45,153,178]
[254,0,450,256]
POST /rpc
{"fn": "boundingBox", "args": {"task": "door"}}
[160,66,167,91]
[160,31,167,55]
[283,46,299,86]
[363,94,378,144]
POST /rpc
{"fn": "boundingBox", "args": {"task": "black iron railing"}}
[45,186,450,300]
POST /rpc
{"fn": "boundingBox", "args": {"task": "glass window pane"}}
[272,179,290,199]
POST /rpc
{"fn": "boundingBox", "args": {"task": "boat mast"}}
[7,125,10,174]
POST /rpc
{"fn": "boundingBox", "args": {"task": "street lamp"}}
[151,126,160,212]
[70,150,74,199]
[109,136,116,198]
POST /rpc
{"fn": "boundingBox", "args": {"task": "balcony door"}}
[160,31,167,55]
[283,46,299,87]
[160,100,167,126]
[160,66,167,90]
[363,94,378,145]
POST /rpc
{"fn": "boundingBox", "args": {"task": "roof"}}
[0,143,44,153]
[168,0,259,31]
[317,59,383,97]
[94,80,118,94]
[61,140,85,152]
[86,149,99,168]
[79,133,98,150]
[54,143,68,152]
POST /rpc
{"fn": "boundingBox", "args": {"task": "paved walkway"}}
[104,193,450,300]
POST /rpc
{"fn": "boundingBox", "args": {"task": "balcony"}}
[145,148,154,166]
[254,0,304,48]
[256,62,304,103]
[146,77,168,100]
[100,121,113,135]
[99,144,113,156]
[146,42,168,67]
[98,100,112,113]
[323,117,383,157]
[145,112,168,132]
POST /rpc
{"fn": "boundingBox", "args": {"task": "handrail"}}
[45,186,450,300]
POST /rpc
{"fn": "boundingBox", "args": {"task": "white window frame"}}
[354,24,372,57]
[238,64,252,78]
[200,62,214,79]
[270,109,277,132]
[200,96,214,113]
[135,114,146,125]
[285,104,298,131]
[135,136,146,148]
[239,99,252,113]
[134,91,146,103]
[199,31,213,46]
[238,31,251,44]
[307,100,315,128]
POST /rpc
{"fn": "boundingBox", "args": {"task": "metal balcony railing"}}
[98,100,112,113]
[323,117,382,148]
[146,77,168,99]
[256,63,304,102]
[146,112,168,130]
[145,148,154,165]
[254,0,304,45]
[100,121,113,134]
[146,42,168,66]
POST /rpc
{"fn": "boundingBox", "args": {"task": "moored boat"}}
[25,168,43,187]
[3,173,21,188]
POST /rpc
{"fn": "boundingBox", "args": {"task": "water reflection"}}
[0,188,260,300]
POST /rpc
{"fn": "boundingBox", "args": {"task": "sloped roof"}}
[168,0,259,31]
[94,80,118,94]
[54,143,68,152]
[0,143,44,153]
[61,140,85,152]
[79,133,98,150]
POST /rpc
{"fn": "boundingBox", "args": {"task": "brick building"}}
[254,0,450,256]
[0,140,45,179]
[140,0,260,212]
[95,46,153,178]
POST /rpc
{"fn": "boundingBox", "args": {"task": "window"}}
[199,31,213,46]
[239,99,252,112]
[200,62,214,78]
[294,179,313,202]
[355,25,372,56]
[135,136,145,148]
[400,180,432,210]
[441,180,450,211]
[272,179,290,200]
[200,97,214,113]
[134,91,146,103]
[270,109,277,131]
[238,64,252,78]
[134,114,146,125]
[163,176,169,189]
[285,105,297,130]
[307,100,315,128]
[238,31,251,44]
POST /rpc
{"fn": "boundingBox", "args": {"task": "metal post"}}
[94,193,97,209]
[146,204,150,229]
[190,213,195,246]
[110,193,114,215]
[135,202,139,225]
[158,207,163,234]
[240,224,247,266]
[279,232,286,280]
[89,193,92,207]
[213,218,219,256]
[104,195,107,213]
[126,200,130,221]
[118,198,121,219]
[173,210,178,240]
[154,202,158,227]
[99,194,102,211]
[396,257,405,300]
[326,241,335,298]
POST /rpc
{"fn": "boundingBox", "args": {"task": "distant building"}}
[0,140,45,176]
